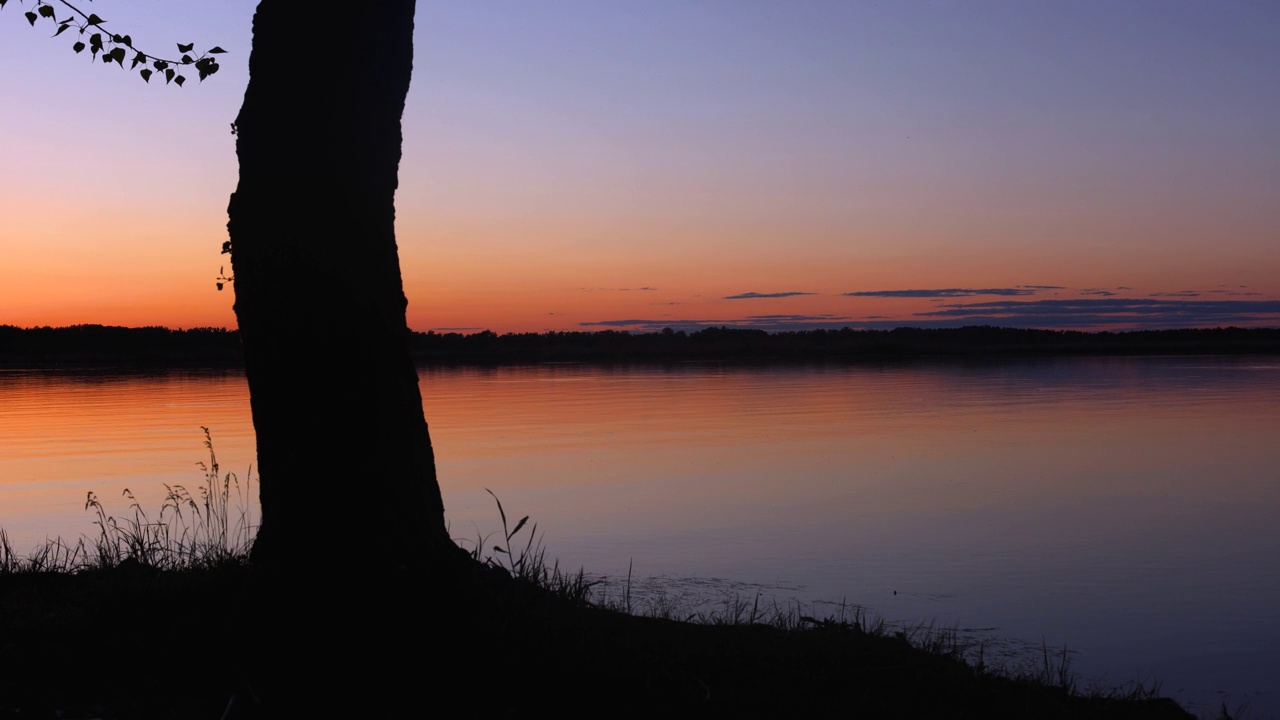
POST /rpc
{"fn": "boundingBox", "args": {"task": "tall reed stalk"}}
[0,428,256,573]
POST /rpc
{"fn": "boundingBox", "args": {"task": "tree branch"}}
[3,0,225,85]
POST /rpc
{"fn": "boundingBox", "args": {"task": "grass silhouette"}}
[0,428,254,574]
[0,434,1195,718]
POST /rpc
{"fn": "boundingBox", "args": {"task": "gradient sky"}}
[3,1,1278,333]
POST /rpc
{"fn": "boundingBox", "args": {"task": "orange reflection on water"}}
[0,369,256,549]
[2,359,1278,714]
[427,360,1277,517]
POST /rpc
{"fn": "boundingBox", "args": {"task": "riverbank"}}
[0,480,1196,719]
[0,554,1196,718]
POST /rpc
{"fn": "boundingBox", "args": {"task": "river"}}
[1,357,1276,715]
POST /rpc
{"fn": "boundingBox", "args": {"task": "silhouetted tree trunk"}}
[226,0,453,568]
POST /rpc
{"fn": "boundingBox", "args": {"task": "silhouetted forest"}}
[3,323,1279,367]
[0,325,243,366]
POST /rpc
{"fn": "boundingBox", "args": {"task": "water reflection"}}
[1,358,1277,715]
[0,369,255,544]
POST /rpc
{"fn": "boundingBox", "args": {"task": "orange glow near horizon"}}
[2,3,1278,334]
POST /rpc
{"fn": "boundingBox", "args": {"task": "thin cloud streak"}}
[580,314,852,332]
[915,298,1280,328]
[724,291,817,300]
[580,297,1280,333]
[844,288,1038,298]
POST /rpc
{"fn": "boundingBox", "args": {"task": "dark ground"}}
[0,560,1196,719]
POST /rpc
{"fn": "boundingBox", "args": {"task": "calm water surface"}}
[1,357,1277,716]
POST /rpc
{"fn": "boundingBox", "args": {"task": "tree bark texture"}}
[226,0,452,567]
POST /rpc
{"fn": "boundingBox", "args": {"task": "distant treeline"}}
[0,325,243,367]
[4,323,1280,367]
[408,325,1280,363]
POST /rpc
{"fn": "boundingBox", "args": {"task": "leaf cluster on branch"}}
[3,0,225,85]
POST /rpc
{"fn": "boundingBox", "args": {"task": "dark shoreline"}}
[0,559,1197,718]
[3,323,1279,368]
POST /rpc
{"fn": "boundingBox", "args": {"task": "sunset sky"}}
[3,1,1278,333]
